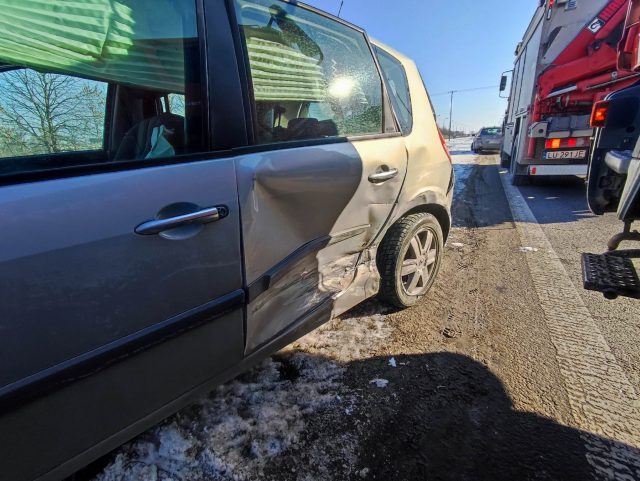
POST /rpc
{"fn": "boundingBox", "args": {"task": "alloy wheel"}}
[400,227,438,296]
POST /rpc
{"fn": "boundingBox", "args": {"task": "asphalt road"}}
[451,136,640,391]
[83,137,640,481]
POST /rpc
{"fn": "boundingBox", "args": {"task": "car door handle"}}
[135,206,226,236]
[368,168,399,184]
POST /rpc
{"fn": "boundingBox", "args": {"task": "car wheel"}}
[377,213,444,308]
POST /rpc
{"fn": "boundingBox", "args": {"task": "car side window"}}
[0,0,204,178]
[233,0,383,144]
[375,47,413,134]
[0,71,108,158]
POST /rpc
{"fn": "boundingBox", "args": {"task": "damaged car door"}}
[232,0,408,353]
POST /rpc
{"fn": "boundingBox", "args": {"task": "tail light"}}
[438,128,452,164]
[591,101,610,128]
[546,138,561,149]
[545,137,591,149]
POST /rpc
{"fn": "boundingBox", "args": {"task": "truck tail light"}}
[546,138,562,149]
[438,128,452,164]
[545,137,591,149]
[591,101,610,127]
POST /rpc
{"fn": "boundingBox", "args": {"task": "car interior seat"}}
[114,113,185,161]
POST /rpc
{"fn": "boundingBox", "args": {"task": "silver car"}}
[0,1,453,480]
[472,127,504,153]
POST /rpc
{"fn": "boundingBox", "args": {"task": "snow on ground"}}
[446,136,476,165]
[288,313,391,362]
[94,310,392,481]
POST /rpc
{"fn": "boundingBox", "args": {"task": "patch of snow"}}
[519,246,539,253]
[290,313,392,362]
[96,355,343,481]
[388,357,397,368]
[369,379,389,388]
[94,311,393,481]
[450,242,465,248]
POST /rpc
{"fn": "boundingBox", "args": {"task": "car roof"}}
[370,39,411,64]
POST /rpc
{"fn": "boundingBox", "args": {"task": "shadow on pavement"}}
[453,163,594,228]
[516,175,596,225]
[354,352,639,481]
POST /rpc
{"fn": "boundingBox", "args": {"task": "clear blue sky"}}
[305,0,538,132]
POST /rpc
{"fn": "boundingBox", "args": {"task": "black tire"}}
[377,213,444,308]
[511,174,530,186]
[500,153,510,168]
[509,158,530,186]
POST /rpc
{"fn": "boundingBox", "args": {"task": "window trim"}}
[230,0,399,148]
[374,45,414,136]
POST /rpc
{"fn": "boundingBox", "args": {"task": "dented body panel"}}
[237,137,408,352]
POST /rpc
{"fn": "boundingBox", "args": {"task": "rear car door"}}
[231,0,408,352]
[0,2,246,480]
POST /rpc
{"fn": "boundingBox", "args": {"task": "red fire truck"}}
[501,0,639,185]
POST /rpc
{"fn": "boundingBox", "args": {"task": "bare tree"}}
[0,124,28,157]
[0,69,106,157]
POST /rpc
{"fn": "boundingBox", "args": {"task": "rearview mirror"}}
[499,74,508,92]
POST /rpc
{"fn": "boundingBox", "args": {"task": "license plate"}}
[544,149,587,160]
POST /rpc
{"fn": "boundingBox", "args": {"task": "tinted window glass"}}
[480,128,502,136]
[0,0,203,177]
[375,47,413,133]
[234,0,383,144]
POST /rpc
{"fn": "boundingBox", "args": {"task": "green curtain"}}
[246,37,327,102]
[0,0,186,92]
[0,0,330,99]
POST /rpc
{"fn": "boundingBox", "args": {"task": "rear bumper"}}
[528,164,588,176]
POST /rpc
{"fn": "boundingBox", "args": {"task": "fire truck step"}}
[582,253,640,300]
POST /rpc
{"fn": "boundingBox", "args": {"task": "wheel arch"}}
[400,204,451,240]
[382,201,451,249]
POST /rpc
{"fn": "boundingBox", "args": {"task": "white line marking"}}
[499,171,640,479]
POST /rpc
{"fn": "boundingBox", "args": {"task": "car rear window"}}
[481,128,502,135]
[375,47,413,134]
